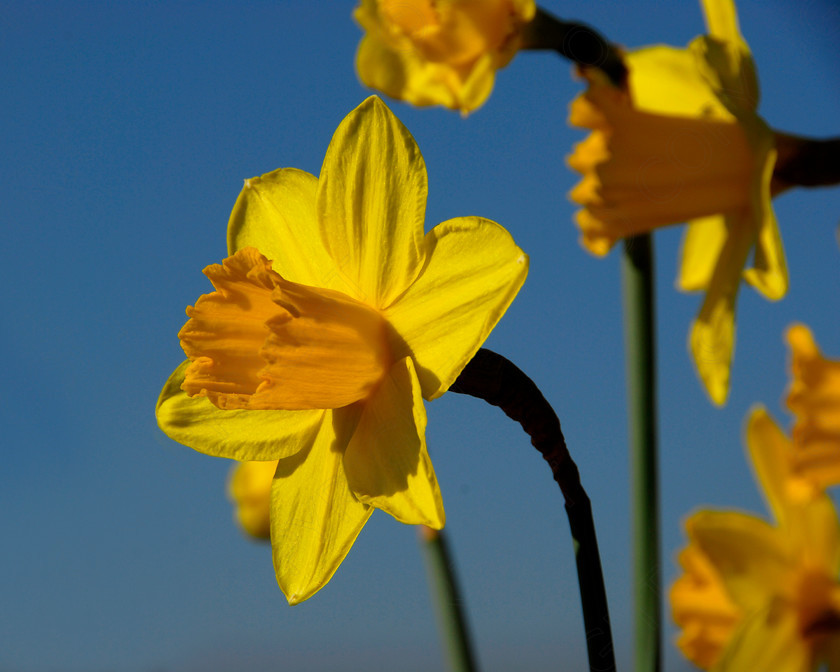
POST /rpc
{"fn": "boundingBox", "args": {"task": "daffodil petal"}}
[343,357,444,528]
[686,510,789,614]
[743,146,787,301]
[700,0,741,45]
[228,460,277,540]
[226,168,350,294]
[156,360,324,461]
[679,215,728,292]
[689,216,753,405]
[745,406,798,525]
[384,216,528,400]
[625,45,731,120]
[271,407,372,605]
[316,96,426,307]
[713,604,808,672]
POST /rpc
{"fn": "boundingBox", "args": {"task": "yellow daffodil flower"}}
[354,0,536,114]
[671,406,840,670]
[568,0,786,405]
[156,96,528,604]
[785,324,840,490]
[228,460,277,540]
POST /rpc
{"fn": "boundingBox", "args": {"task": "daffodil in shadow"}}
[354,0,535,114]
[156,96,528,604]
[671,407,840,670]
[568,0,785,405]
[785,324,840,491]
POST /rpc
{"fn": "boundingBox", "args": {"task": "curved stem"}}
[521,7,628,88]
[451,348,616,672]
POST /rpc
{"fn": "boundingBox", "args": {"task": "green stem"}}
[418,526,478,672]
[452,349,616,672]
[621,235,661,672]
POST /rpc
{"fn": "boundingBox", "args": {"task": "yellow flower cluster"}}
[671,326,840,671]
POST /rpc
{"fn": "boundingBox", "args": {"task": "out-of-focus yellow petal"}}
[344,357,445,528]
[226,168,350,295]
[270,407,372,605]
[317,97,425,307]
[743,145,787,301]
[671,545,741,669]
[228,460,277,540]
[686,511,790,614]
[679,216,728,292]
[689,217,753,405]
[384,216,528,400]
[356,34,470,111]
[713,605,809,672]
[156,361,325,461]
[745,406,817,524]
[700,0,741,45]
[786,325,840,490]
[625,45,731,120]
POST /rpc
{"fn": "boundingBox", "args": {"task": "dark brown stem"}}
[521,7,628,89]
[451,348,616,672]
[773,131,840,192]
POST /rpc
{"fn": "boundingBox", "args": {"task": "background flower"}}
[671,407,840,671]
[568,0,785,405]
[354,0,535,113]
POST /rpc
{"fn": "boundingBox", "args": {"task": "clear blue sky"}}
[2,1,838,671]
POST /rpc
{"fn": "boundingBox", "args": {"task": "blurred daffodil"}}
[785,324,840,490]
[354,0,536,114]
[228,460,277,540]
[568,0,785,405]
[156,96,528,604]
[671,406,840,670]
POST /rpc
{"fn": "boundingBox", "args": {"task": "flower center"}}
[179,247,392,410]
[798,571,840,645]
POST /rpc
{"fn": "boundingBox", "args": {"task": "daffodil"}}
[354,0,536,114]
[568,0,786,405]
[156,96,528,604]
[228,460,277,540]
[671,407,840,670]
[785,324,840,490]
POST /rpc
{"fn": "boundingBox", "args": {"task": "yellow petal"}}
[625,45,732,120]
[786,325,840,487]
[745,406,808,525]
[226,167,350,294]
[700,0,742,45]
[227,460,277,540]
[670,545,741,669]
[356,33,464,111]
[270,407,372,604]
[156,360,325,461]
[679,216,728,292]
[316,96,426,307]
[689,217,754,405]
[743,146,787,301]
[384,216,528,400]
[686,510,789,614]
[713,604,809,672]
[344,357,445,528]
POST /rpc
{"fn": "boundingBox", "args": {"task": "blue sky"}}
[2,1,839,671]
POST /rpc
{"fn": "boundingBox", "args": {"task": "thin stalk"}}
[452,349,616,672]
[621,235,661,672]
[418,526,478,672]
